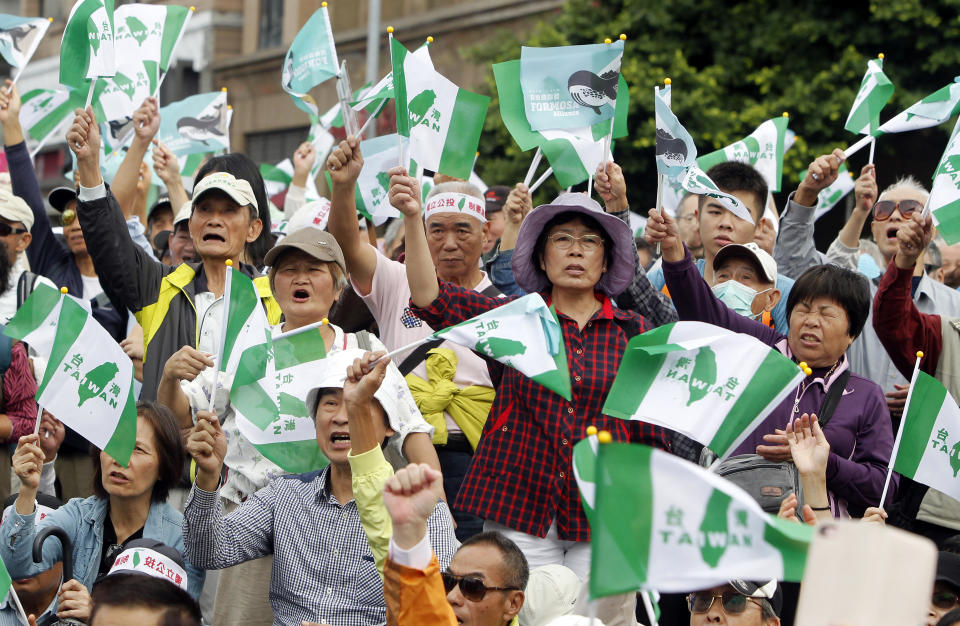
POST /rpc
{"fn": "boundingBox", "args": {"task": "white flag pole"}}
[880,350,924,507]
[84,79,95,111]
[208,261,235,414]
[842,135,872,160]
[868,136,877,165]
[8,583,30,626]
[528,166,553,194]
[641,591,660,626]
[654,173,665,256]
[587,174,593,198]
[356,98,388,138]
[31,403,43,437]
[523,147,542,188]
[376,334,437,363]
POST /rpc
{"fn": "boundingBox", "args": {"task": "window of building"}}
[246,127,310,167]
[258,0,284,50]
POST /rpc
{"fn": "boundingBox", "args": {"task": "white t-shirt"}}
[353,249,495,434]
[80,274,104,300]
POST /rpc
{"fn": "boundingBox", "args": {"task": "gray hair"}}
[426,181,484,202]
[879,175,929,203]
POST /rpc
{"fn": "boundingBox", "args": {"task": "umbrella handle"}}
[33,525,73,582]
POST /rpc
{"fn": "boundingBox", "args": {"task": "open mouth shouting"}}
[292,288,311,303]
[330,431,351,451]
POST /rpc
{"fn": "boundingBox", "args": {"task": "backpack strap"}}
[817,369,851,429]
[16,271,39,310]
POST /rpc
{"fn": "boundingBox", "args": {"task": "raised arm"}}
[389,166,437,308]
[112,98,160,221]
[183,411,275,569]
[151,139,190,211]
[646,207,781,346]
[285,141,316,219]
[833,164,877,255]
[326,137,378,295]
[874,212,942,378]
[486,183,532,297]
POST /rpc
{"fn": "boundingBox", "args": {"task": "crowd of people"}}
[0,64,957,626]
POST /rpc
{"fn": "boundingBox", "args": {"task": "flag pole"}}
[654,173,665,256]
[376,334,437,363]
[528,166,553,194]
[868,136,877,166]
[356,98,388,138]
[84,79,95,111]
[880,350,924,507]
[523,147,542,188]
[587,174,593,198]
[842,135,872,160]
[8,583,30,626]
[641,591,660,626]
[208,260,234,414]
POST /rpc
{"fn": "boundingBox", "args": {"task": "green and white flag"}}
[93,3,191,123]
[19,87,86,156]
[586,442,812,596]
[216,267,271,379]
[680,166,756,225]
[231,324,329,474]
[602,322,803,458]
[4,283,137,466]
[520,40,623,131]
[430,293,570,400]
[351,72,393,113]
[282,7,339,116]
[928,116,960,244]
[60,0,115,91]
[696,116,790,192]
[844,57,895,137]
[494,58,628,187]
[814,166,856,220]
[891,371,960,502]
[655,83,697,180]
[392,37,490,179]
[572,432,601,523]
[878,78,960,135]
[356,133,403,225]
[0,14,50,70]
[155,91,230,157]
[261,161,293,198]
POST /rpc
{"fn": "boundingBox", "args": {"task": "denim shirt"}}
[0,496,204,600]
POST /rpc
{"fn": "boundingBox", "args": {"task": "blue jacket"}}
[0,496,204,600]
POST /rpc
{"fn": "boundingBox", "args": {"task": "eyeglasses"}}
[687,590,763,615]
[872,199,924,222]
[0,223,28,236]
[933,590,960,610]
[441,572,520,602]
[547,232,604,252]
[61,208,77,226]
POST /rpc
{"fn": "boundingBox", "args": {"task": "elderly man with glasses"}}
[687,580,782,626]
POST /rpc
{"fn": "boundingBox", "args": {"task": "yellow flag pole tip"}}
[48,17,54,22]
[586,425,598,436]
[798,361,808,369]
[220,87,227,92]
[387,26,394,34]
[619,33,627,40]
[189,6,196,11]
[321,1,328,7]
[878,53,885,59]
[227,105,233,110]
[225,259,233,267]
[597,431,612,444]
[917,351,925,358]
[604,38,612,44]
[427,36,434,43]
[782,112,789,118]
[664,78,672,85]
[804,368,813,375]
[59,286,68,294]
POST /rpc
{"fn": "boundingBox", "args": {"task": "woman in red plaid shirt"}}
[389,167,671,578]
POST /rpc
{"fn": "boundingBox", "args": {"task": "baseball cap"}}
[937,552,960,589]
[173,202,192,229]
[517,564,579,625]
[0,188,34,230]
[263,226,345,274]
[99,538,189,592]
[729,579,782,615]
[484,185,510,215]
[713,242,777,284]
[148,196,173,220]
[47,186,77,213]
[192,172,258,211]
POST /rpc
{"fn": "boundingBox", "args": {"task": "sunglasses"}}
[687,590,763,615]
[61,208,77,226]
[872,199,924,222]
[441,572,520,602]
[933,590,960,610]
[0,223,27,236]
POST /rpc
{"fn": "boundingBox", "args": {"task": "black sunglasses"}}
[687,590,762,615]
[441,572,520,602]
[933,590,960,610]
[0,223,28,236]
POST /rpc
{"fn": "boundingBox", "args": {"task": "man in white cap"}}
[711,242,781,326]
[686,580,782,625]
[64,106,279,402]
[0,187,46,323]
[327,137,498,541]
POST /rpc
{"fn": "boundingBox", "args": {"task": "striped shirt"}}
[183,467,458,626]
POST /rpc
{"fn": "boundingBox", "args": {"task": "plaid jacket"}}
[411,282,671,542]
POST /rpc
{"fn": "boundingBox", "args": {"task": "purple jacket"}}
[663,250,896,511]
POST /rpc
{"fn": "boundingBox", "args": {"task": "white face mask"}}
[712,279,772,319]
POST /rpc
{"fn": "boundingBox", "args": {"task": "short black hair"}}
[91,402,184,503]
[786,265,870,339]
[701,161,768,222]
[533,211,614,286]
[195,153,271,267]
[90,573,200,626]
[459,531,529,590]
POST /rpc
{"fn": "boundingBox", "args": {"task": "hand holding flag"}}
[66,107,103,187]
[131,97,160,145]
[12,434,44,492]
[186,411,227,493]
[326,137,364,185]
[387,166,423,218]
